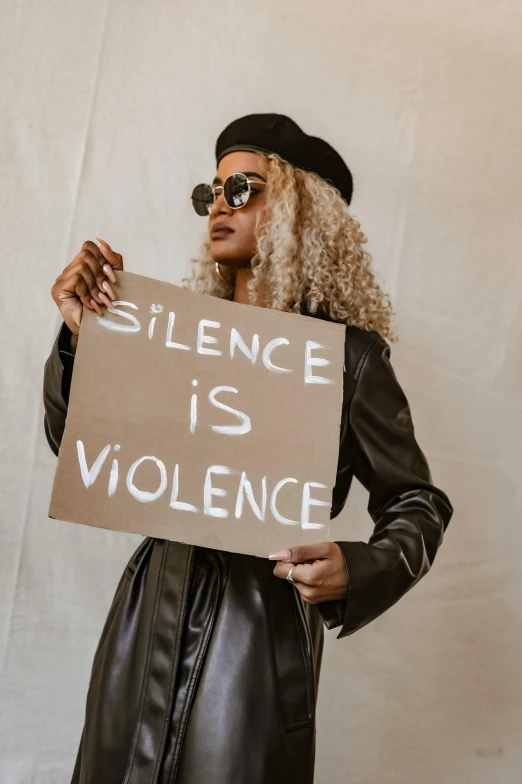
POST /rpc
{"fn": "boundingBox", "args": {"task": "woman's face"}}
[208,151,268,269]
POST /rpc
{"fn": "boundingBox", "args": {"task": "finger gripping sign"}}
[49,272,345,557]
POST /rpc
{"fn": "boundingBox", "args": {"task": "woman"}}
[44,113,453,784]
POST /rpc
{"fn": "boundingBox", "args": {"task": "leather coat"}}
[43,321,453,784]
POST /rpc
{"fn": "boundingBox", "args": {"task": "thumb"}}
[268,542,332,563]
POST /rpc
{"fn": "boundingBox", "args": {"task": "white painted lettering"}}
[208,386,251,435]
[126,456,167,503]
[169,464,198,512]
[230,328,259,364]
[190,380,198,434]
[305,341,333,385]
[166,311,190,351]
[197,319,222,356]
[97,301,140,333]
[235,472,267,521]
[77,440,111,488]
[108,458,119,496]
[262,337,292,374]
[270,478,300,525]
[301,482,329,529]
[204,465,232,518]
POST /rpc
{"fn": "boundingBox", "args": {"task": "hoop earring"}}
[215,261,231,283]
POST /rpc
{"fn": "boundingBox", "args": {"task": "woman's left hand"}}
[270,542,349,603]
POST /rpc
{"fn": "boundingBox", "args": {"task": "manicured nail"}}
[96,237,111,249]
[99,291,112,308]
[268,550,291,561]
[103,263,117,283]
[102,280,116,299]
[90,298,103,316]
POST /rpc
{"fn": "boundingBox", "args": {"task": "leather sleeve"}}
[318,338,453,639]
[43,323,75,456]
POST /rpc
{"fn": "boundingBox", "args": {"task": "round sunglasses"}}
[191,172,264,216]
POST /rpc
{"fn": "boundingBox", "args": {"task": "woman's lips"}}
[211,224,234,239]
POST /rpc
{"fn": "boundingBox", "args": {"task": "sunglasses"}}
[191,172,265,216]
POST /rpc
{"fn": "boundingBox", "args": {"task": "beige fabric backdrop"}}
[1,1,521,781]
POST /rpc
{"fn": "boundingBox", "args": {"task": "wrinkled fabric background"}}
[1,1,520,782]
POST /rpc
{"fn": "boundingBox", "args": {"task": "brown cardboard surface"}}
[49,271,346,558]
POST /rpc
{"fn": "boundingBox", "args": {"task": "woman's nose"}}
[210,191,232,217]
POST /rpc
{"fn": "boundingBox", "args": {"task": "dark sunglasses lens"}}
[191,183,213,216]
[224,173,250,209]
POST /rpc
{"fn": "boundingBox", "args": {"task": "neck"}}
[233,267,268,308]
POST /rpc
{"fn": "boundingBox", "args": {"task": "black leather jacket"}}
[44,322,453,784]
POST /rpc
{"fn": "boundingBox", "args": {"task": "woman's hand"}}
[269,542,349,603]
[51,238,123,350]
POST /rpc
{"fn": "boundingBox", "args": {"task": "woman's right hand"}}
[51,239,124,350]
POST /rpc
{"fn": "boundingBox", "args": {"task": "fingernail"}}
[96,237,111,249]
[99,291,112,308]
[93,238,101,248]
[90,298,103,316]
[103,263,117,283]
[268,550,291,561]
[102,280,116,299]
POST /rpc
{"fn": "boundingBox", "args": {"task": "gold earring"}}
[215,261,230,283]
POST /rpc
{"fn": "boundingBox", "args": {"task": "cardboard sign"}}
[49,272,346,558]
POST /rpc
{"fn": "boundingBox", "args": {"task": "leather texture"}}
[43,321,453,784]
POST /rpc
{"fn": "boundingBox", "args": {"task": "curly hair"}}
[183,154,396,341]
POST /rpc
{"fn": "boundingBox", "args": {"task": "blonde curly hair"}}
[183,154,396,341]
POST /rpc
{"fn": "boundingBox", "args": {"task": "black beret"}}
[216,113,353,206]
